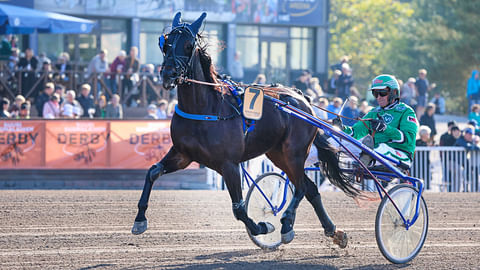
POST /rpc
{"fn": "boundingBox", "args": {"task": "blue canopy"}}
[0,3,96,34]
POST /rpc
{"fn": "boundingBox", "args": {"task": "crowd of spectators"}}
[0,33,181,120]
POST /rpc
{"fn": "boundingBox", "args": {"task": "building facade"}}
[15,0,329,85]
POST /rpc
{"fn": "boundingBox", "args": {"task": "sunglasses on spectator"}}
[372,89,390,98]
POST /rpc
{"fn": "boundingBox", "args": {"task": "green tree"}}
[329,0,414,96]
[399,0,480,113]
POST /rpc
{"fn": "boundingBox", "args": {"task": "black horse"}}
[132,12,359,248]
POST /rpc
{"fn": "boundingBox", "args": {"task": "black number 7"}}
[249,88,260,110]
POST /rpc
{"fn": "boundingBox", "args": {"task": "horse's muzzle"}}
[161,68,178,90]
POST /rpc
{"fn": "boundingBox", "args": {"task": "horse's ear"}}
[172,12,182,28]
[189,12,206,36]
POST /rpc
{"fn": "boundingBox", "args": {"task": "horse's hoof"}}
[332,230,348,249]
[261,222,275,234]
[132,220,148,235]
[281,229,295,244]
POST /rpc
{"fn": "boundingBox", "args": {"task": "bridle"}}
[161,25,198,84]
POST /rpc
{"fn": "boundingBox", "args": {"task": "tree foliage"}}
[329,0,414,95]
[329,0,480,113]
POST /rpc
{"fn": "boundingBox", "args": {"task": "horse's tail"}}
[313,133,360,197]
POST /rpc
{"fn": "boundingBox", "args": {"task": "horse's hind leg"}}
[304,174,348,248]
[132,147,191,235]
[221,162,274,236]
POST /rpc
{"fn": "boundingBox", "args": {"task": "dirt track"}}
[0,190,479,269]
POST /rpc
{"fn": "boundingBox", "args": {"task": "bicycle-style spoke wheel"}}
[245,172,294,250]
[375,184,429,264]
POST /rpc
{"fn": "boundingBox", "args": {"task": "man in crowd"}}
[35,82,54,117]
[77,84,95,118]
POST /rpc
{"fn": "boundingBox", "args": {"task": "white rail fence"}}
[207,147,480,192]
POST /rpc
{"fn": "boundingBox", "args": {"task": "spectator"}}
[312,97,328,120]
[455,127,480,192]
[229,51,244,82]
[415,68,436,118]
[54,52,71,82]
[17,48,39,96]
[327,69,342,96]
[253,73,266,84]
[8,95,25,118]
[55,84,66,105]
[8,48,19,71]
[87,49,108,77]
[0,35,12,61]
[468,120,480,136]
[145,104,158,119]
[469,104,480,124]
[43,93,61,119]
[124,46,140,106]
[400,77,416,107]
[35,82,54,117]
[94,95,107,118]
[440,124,460,191]
[440,121,458,146]
[108,50,126,96]
[419,103,437,142]
[455,127,480,150]
[341,96,360,126]
[330,55,349,72]
[17,102,30,119]
[336,63,354,100]
[36,52,51,72]
[429,92,446,115]
[326,97,343,120]
[62,90,83,117]
[416,125,432,189]
[143,63,158,104]
[293,70,310,95]
[105,94,123,119]
[61,103,76,119]
[307,77,324,99]
[0,98,10,118]
[156,99,168,119]
[467,70,480,109]
[358,100,372,118]
[77,84,95,118]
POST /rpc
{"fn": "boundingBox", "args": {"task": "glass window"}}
[236,37,258,69]
[260,26,288,38]
[201,23,225,71]
[290,27,314,70]
[140,20,165,66]
[72,34,97,64]
[100,19,128,63]
[38,34,63,62]
[236,25,259,36]
[236,26,259,69]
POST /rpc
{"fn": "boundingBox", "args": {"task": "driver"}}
[337,74,418,167]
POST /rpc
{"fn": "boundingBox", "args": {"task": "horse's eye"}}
[184,41,193,53]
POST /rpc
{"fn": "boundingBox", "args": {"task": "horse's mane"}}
[195,33,309,103]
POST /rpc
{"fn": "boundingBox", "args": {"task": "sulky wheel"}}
[245,172,294,250]
[375,184,429,264]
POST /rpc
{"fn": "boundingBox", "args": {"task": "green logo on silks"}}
[382,113,394,124]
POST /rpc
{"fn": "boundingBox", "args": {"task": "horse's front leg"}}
[222,162,275,236]
[132,147,191,235]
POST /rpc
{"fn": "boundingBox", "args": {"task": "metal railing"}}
[207,147,480,192]
[0,65,169,107]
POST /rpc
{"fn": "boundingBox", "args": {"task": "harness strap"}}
[174,105,219,121]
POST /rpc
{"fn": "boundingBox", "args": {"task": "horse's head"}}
[159,12,206,90]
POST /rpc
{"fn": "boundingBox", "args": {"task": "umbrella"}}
[0,3,96,34]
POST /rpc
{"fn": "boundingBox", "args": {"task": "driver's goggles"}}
[372,89,390,98]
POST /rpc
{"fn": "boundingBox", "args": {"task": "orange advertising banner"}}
[0,121,45,168]
[45,121,109,168]
[110,121,172,169]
